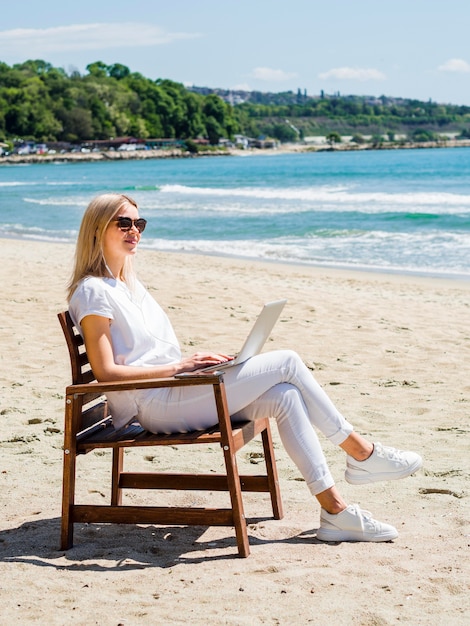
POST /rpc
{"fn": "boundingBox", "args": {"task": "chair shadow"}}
[0,516,323,570]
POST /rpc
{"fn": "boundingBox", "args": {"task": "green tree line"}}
[234,93,470,140]
[1,60,470,145]
[0,60,237,144]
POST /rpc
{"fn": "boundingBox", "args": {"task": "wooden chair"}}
[58,311,283,557]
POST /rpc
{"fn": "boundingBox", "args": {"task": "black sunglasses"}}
[113,216,147,233]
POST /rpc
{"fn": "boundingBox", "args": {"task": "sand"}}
[0,238,468,625]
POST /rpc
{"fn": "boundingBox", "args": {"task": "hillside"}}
[1,60,470,146]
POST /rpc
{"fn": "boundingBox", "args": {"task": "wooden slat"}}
[76,419,255,451]
[77,402,108,435]
[78,352,90,368]
[232,418,268,451]
[82,392,106,407]
[77,414,112,443]
[67,374,225,397]
[71,504,234,526]
[80,369,96,384]
[118,472,270,492]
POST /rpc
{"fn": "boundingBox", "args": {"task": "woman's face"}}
[102,201,142,261]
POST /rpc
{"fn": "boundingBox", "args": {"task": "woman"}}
[68,193,422,543]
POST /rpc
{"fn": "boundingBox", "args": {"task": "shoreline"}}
[156,245,470,283]
[4,236,470,283]
[2,138,470,165]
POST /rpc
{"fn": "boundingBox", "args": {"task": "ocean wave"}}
[0,180,80,187]
[0,223,76,241]
[44,181,85,186]
[158,184,470,214]
[23,197,89,206]
[140,229,470,278]
[124,184,161,191]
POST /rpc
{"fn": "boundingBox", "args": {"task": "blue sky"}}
[1,0,470,105]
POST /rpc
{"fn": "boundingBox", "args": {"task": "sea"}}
[1,147,470,279]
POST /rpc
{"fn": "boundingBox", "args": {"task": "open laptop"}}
[199,299,287,372]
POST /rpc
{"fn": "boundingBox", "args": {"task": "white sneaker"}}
[345,442,422,485]
[317,504,398,542]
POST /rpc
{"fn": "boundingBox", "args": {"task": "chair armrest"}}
[66,373,225,397]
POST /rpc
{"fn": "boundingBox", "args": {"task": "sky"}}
[1,0,470,105]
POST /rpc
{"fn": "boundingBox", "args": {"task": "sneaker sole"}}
[317,528,398,542]
[344,457,423,485]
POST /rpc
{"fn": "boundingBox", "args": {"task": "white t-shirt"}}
[69,276,181,428]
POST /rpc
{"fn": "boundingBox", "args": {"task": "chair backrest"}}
[58,311,108,432]
[58,311,95,385]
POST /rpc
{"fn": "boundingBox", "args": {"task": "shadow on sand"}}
[0,516,323,570]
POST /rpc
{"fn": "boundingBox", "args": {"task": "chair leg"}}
[111,448,124,505]
[60,448,76,550]
[262,424,284,520]
[222,446,250,557]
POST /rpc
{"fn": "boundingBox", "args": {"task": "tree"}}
[326,132,342,145]
[411,129,437,142]
[86,62,108,78]
[266,123,298,143]
[351,133,365,144]
[57,107,93,141]
[205,116,224,144]
[108,63,130,80]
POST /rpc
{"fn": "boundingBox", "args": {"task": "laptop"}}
[200,299,287,372]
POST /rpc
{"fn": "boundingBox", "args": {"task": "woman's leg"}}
[224,350,354,445]
[316,486,348,514]
[138,350,352,438]
[137,350,419,492]
[339,433,374,460]
[231,382,337,496]
[136,350,419,540]
[138,350,354,496]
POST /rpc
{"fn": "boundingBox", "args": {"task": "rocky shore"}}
[2,139,470,165]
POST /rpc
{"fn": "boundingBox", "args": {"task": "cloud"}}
[437,58,470,73]
[318,67,386,81]
[231,83,252,91]
[0,23,200,54]
[250,67,297,82]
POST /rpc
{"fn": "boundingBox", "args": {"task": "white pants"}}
[137,350,354,496]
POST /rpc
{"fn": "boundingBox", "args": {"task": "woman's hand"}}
[178,352,234,373]
[81,314,233,380]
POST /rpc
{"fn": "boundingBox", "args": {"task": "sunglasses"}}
[113,216,147,233]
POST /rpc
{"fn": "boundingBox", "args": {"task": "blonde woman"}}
[68,193,422,543]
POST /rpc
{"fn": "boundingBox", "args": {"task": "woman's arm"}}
[81,315,232,382]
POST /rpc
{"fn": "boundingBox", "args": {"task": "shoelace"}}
[376,443,403,461]
[349,504,378,530]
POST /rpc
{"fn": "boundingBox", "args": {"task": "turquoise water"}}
[1,148,470,277]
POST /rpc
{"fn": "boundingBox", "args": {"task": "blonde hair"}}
[67,193,138,301]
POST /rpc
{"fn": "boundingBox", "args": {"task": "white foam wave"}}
[158,184,470,213]
[23,197,88,206]
[141,199,314,215]
[140,229,470,277]
[0,223,76,241]
[44,181,84,186]
[0,180,82,188]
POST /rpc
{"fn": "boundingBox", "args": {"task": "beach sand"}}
[0,238,469,625]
